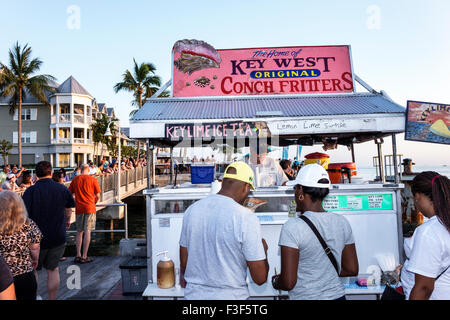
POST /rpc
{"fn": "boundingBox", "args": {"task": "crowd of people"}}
[0,160,102,300]
[86,157,147,177]
[0,157,147,193]
[1,156,448,301]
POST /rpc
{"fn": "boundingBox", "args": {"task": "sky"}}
[1,0,449,167]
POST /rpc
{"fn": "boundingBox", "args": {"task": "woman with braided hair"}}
[401,171,450,300]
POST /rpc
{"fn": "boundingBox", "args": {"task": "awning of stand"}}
[129,92,406,147]
[132,93,404,121]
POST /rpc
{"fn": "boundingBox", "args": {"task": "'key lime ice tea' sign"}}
[323,194,394,211]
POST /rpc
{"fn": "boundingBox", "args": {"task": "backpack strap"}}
[299,215,339,274]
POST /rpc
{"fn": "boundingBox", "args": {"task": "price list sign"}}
[323,194,393,212]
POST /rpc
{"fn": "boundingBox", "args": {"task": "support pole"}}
[152,147,156,186]
[375,138,385,183]
[169,146,174,185]
[392,134,399,184]
[146,139,151,188]
[350,143,355,163]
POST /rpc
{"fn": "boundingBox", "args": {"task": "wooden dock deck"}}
[36,256,142,300]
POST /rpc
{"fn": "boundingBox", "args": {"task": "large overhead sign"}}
[172,40,354,97]
[405,100,450,145]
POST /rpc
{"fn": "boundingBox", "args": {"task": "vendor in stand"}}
[247,142,289,187]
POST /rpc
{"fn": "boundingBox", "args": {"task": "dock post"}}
[392,134,399,184]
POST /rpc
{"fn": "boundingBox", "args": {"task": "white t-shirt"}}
[247,157,288,187]
[179,194,266,300]
[1,181,14,190]
[401,216,450,300]
[278,211,355,300]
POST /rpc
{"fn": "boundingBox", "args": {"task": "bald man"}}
[68,163,101,264]
[179,162,269,300]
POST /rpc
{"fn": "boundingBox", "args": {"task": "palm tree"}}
[0,42,56,167]
[0,139,13,165]
[91,113,118,162]
[114,59,168,160]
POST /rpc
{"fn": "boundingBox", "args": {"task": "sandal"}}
[80,257,93,264]
[74,256,82,264]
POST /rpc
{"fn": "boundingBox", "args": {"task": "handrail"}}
[66,202,129,239]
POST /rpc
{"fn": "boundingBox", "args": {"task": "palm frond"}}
[27,74,57,105]
[129,108,139,117]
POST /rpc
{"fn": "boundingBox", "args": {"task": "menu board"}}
[323,194,393,212]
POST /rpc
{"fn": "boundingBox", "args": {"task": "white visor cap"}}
[286,163,331,188]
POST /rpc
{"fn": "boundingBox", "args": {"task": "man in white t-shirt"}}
[247,142,288,187]
[179,161,269,299]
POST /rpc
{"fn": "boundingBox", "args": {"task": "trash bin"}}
[119,257,148,294]
[304,152,330,169]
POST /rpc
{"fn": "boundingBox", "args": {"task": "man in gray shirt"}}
[179,161,269,299]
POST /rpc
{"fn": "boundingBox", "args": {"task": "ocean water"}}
[356,165,449,181]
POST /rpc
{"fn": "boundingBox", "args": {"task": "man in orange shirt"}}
[68,164,101,264]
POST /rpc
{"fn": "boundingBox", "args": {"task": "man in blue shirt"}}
[22,161,76,300]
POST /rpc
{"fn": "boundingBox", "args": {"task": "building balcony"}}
[51,138,93,145]
[51,114,93,125]
[51,138,71,144]
[59,114,71,123]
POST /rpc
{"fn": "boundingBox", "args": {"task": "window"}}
[58,154,70,167]
[74,128,84,138]
[13,108,37,120]
[74,104,84,115]
[59,128,70,139]
[22,109,31,120]
[13,131,37,144]
[60,104,70,114]
[22,132,31,143]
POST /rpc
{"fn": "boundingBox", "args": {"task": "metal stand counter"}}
[143,182,403,299]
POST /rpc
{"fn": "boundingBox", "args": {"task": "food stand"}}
[130,40,406,299]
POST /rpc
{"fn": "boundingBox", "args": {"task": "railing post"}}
[134,167,137,188]
[113,172,117,198]
[125,170,129,192]
[100,175,104,202]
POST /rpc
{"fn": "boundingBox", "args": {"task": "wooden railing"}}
[16,167,148,204]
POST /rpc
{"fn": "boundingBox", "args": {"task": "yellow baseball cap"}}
[223,161,255,190]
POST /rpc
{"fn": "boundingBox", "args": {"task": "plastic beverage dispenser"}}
[156,251,175,289]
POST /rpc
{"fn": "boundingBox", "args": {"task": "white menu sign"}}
[268,118,377,135]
